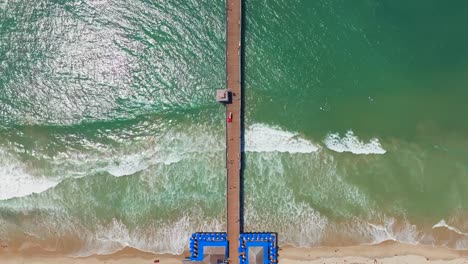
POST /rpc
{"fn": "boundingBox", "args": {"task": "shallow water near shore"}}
[1,0,468,256]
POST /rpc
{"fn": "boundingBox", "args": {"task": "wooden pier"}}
[225,0,242,263]
[184,1,280,263]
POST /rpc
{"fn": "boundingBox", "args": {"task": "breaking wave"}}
[246,124,319,153]
[3,122,468,254]
[363,218,419,245]
[324,130,386,154]
[72,216,225,257]
[0,123,319,200]
[0,151,59,200]
[433,220,468,236]
[0,122,224,200]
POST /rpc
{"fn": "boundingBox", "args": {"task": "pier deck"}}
[225,0,242,263]
[185,2,278,263]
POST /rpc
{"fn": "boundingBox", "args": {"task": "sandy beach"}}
[2,241,468,264]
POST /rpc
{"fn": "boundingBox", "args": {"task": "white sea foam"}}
[433,219,468,236]
[102,151,182,177]
[243,138,376,248]
[0,151,59,200]
[246,124,319,153]
[99,125,222,177]
[72,216,224,256]
[324,130,386,154]
[364,218,419,244]
[0,123,319,199]
[0,124,224,199]
[104,158,150,177]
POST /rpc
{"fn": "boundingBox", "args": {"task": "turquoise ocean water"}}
[1,0,468,256]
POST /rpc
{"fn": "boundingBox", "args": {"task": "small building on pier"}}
[216,89,231,103]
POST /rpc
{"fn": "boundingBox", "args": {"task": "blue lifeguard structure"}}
[239,233,278,264]
[188,233,228,262]
[185,232,278,264]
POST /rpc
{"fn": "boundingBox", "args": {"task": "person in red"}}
[227,112,232,122]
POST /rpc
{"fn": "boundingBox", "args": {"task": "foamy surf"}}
[0,151,59,200]
[324,130,386,154]
[0,172,59,201]
[0,123,225,200]
[432,220,468,236]
[364,218,419,245]
[246,124,319,153]
[102,151,183,177]
[101,125,223,177]
[71,216,225,257]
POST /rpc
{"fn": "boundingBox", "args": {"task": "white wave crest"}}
[101,151,182,178]
[0,151,59,200]
[246,124,319,153]
[432,219,468,236]
[92,125,222,177]
[364,218,419,244]
[324,130,386,154]
[0,124,224,200]
[344,218,423,245]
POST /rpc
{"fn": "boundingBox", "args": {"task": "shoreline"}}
[2,241,468,264]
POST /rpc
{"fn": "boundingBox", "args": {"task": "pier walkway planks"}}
[225,0,242,263]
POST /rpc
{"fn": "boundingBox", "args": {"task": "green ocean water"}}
[1,0,468,255]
